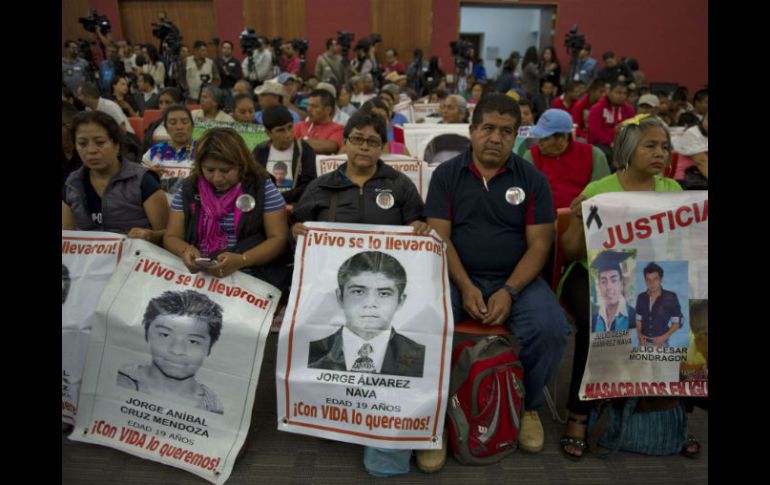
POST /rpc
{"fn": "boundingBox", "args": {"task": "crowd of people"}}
[62,25,708,476]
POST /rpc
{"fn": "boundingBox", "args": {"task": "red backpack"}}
[446,336,525,465]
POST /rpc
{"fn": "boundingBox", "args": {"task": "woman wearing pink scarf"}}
[163,128,292,293]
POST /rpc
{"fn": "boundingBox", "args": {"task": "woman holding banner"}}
[291,111,434,476]
[557,114,699,460]
[162,127,291,294]
[62,111,169,243]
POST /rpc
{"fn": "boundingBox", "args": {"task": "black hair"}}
[309,89,336,110]
[360,96,391,118]
[470,93,521,130]
[337,251,407,298]
[79,82,102,99]
[603,51,615,61]
[159,87,184,103]
[163,104,193,128]
[273,161,288,171]
[64,40,77,49]
[386,48,398,57]
[262,105,294,131]
[145,44,160,63]
[609,80,628,91]
[626,57,640,71]
[343,110,388,144]
[326,38,336,49]
[693,88,708,104]
[139,73,155,86]
[71,111,124,150]
[222,40,234,49]
[643,262,664,280]
[193,40,207,50]
[143,290,223,353]
[676,112,699,128]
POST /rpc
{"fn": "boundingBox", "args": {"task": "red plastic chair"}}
[142,109,163,136]
[186,103,201,111]
[128,117,143,142]
[664,151,680,178]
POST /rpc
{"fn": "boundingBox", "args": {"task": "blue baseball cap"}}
[529,109,574,138]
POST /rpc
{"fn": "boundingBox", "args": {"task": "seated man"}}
[523,108,609,209]
[293,89,345,154]
[77,82,135,135]
[254,81,301,124]
[425,93,571,454]
[307,251,425,378]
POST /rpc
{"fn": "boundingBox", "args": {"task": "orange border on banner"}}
[283,226,449,442]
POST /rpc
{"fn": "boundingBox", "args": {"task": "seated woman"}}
[109,75,139,118]
[557,115,697,460]
[357,97,408,155]
[291,110,431,477]
[232,93,257,124]
[191,86,235,123]
[62,111,168,243]
[141,87,185,154]
[674,112,708,188]
[142,104,197,199]
[163,127,291,293]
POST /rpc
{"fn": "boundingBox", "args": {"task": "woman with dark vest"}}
[162,127,291,294]
[62,111,168,244]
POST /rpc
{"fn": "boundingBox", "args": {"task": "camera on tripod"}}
[79,9,111,34]
[152,18,182,56]
[239,29,260,56]
[337,31,354,58]
[449,39,473,70]
[563,25,587,58]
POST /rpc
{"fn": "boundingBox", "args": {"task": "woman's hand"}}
[410,220,432,235]
[569,194,587,219]
[127,228,153,241]
[181,244,202,273]
[291,222,309,240]
[208,252,245,278]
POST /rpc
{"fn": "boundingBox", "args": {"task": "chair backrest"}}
[128,117,143,142]
[142,110,163,138]
[664,151,679,178]
[551,207,572,292]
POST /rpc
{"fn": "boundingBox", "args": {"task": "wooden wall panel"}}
[118,0,219,58]
[62,0,94,45]
[243,0,305,40]
[371,0,432,65]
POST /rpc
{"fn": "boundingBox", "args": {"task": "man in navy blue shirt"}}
[424,93,571,457]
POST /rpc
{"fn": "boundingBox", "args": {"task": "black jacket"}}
[252,139,317,204]
[292,160,423,226]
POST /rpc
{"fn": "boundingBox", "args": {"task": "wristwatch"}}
[503,285,520,304]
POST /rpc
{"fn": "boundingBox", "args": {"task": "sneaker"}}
[519,410,544,453]
[416,432,448,473]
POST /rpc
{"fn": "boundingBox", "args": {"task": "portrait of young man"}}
[635,262,684,348]
[307,251,425,378]
[590,250,636,333]
[116,290,225,414]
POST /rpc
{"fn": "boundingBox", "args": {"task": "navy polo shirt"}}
[424,148,555,279]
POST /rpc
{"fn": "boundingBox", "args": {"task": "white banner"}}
[69,239,280,484]
[393,100,414,124]
[402,123,470,167]
[62,231,127,425]
[314,154,432,201]
[276,222,453,449]
[579,192,708,400]
[411,102,441,122]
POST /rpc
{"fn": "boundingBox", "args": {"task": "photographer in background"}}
[215,40,242,109]
[178,40,220,103]
[241,33,274,85]
[406,48,428,99]
[315,37,346,85]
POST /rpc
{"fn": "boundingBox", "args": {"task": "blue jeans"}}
[450,275,572,410]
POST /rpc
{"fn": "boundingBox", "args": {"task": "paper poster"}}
[314,153,432,201]
[157,162,193,201]
[276,222,453,449]
[579,192,708,400]
[266,159,294,192]
[411,103,441,122]
[192,119,270,151]
[393,100,414,124]
[69,239,280,484]
[62,231,127,425]
[402,123,470,167]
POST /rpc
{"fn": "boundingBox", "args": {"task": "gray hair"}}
[612,116,672,171]
[447,94,468,114]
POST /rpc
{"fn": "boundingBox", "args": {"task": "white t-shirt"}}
[333,108,350,126]
[267,144,294,191]
[95,97,135,134]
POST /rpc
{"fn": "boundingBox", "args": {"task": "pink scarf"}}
[197,177,243,256]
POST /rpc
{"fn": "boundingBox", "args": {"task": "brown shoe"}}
[519,410,544,453]
[416,433,448,473]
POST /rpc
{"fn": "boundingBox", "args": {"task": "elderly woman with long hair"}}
[163,127,291,292]
[191,86,235,122]
[62,111,168,243]
[557,115,699,460]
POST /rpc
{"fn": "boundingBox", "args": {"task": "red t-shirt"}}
[384,62,406,75]
[293,120,345,150]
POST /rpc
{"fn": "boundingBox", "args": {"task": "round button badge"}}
[236,194,256,212]
[376,191,395,210]
[505,187,526,206]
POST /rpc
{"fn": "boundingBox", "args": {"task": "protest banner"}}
[62,231,127,425]
[579,192,708,401]
[69,239,280,484]
[276,222,453,449]
[393,99,414,124]
[192,119,270,151]
[402,123,470,167]
[314,154,432,201]
[411,102,440,122]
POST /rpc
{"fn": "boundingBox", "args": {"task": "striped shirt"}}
[171,179,285,255]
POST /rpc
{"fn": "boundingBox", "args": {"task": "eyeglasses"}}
[347,135,383,148]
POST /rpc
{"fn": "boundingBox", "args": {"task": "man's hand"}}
[481,288,513,326]
[569,194,587,218]
[410,220,432,235]
[651,335,668,348]
[461,284,488,321]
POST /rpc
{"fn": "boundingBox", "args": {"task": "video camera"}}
[239,28,260,56]
[152,18,183,56]
[337,31,355,58]
[79,9,111,35]
[450,39,473,70]
[290,39,309,56]
[564,25,587,58]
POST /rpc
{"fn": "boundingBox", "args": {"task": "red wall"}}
[551,0,707,94]
[78,0,707,94]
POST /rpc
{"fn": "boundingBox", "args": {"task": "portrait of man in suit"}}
[307,251,425,377]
